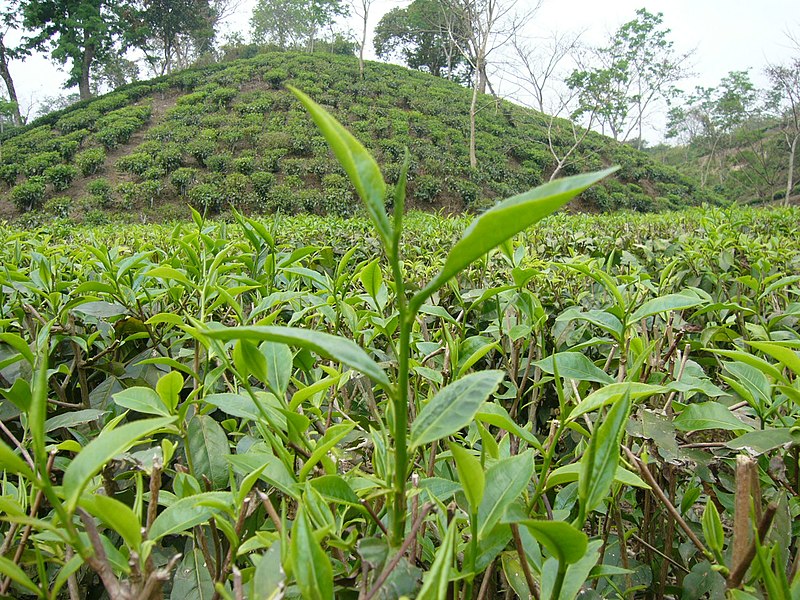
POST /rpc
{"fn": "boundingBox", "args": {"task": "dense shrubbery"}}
[1,51,720,220]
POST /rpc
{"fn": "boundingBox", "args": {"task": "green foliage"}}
[9,177,46,210]
[87,177,114,206]
[75,147,106,176]
[23,151,61,176]
[43,163,79,191]
[116,151,154,176]
[188,181,223,212]
[43,194,73,218]
[171,167,198,196]
[1,51,711,216]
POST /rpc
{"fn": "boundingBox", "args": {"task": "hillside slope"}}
[0,52,720,224]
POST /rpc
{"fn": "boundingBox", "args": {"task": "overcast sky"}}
[8,0,800,140]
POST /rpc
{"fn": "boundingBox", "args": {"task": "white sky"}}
[7,0,800,141]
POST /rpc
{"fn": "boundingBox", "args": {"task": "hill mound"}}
[0,52,719,224]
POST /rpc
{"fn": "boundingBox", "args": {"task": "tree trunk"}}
[477,63,488,94]
[469,75,478,168]
[786,133,798,206]
[358,2,368,80]
[0,37,22,126]
[79,37,95,100]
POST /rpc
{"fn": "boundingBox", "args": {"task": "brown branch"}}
[726,503,778,589]
[360,496,389,536]
[258,491,282,535]
[78,508,128,599]
[365,503,434,600]
[623,446,710,558]
[476,559,496,600]
[511,524,540,600]
[145,456,163,537]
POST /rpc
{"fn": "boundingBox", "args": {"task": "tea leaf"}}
[156,370,184,412]
[113,386,171,416]
[449,442,485,512]
[414,167,617,307]
[79,494,142,549]
[188,414,231,490]
[578,390,631,520]
[674,402,752,432]
[630,291,705,321]
[478,451,534,540]
[535,351,614,384]
[417,519,457,599]
[290,505,334,600]
[148,492,232,540]
[410,370,504,449]
[203,325,390,389]
[521,520,588,564]
[63,416,175,511]
[170,549,215,600]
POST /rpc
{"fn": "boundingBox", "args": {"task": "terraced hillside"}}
[0,52,719,224]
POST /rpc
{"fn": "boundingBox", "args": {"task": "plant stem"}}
[390,252,410,547]
[391,313,410,546]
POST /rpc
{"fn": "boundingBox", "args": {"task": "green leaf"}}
[63,416,175,511]
[0,438,34,479]
[0,333,34,365]
[417,519,457,600]
[630,291,705,321]
[478,450,534,540]
[290,505,334,600]
[288,86,391,252]
[260,341,293,398]
[203,325,390,389]
[113,387,171,416]
[546,463,649,490]
[415,167,617,306]
[148,492,232,540]
[156,371,184,412]
[476,403,543,452]
[747,341,800,377]
[298,422,354,481]
[250,543,284,600]
[570,382,665,421]
[360,258,383,300]
[79,494,142,549]
[233,338,269,385]
[410,370,504,449]
[702,499,724,556]
[187,414,231,490]
[449,442,485,512]
[170,549,215,600]
[674,402,752,432]
[704,348,785,382]
[535,352,614,384]
[145,265,193,287]
[724,361,771,406]
[29,344,48,467]
[578,390,631,520]
[727,428,797,454]
[0,555,40,594]
[521,520,588,564]
[308,475,362,507]
[45,409,105,432]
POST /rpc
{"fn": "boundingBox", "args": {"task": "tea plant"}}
[0,92,799,600]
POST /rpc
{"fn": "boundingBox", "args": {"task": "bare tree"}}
[511,29,583,114]
[442,0,540,168]
[766,56,800,204]
[351,0,378,79]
